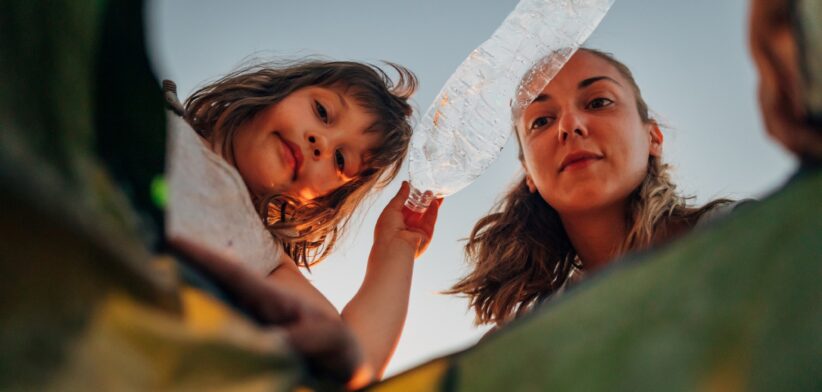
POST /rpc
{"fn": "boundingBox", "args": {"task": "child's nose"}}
[307,133,329,159]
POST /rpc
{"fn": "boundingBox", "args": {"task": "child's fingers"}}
[387,181,411,210]
[416,197,443,238]
[401,198,442,257]
[286,308,363,384]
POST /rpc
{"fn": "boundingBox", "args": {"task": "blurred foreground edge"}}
[0,1,339,390]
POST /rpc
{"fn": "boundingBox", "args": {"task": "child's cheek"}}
[307,173,341,200]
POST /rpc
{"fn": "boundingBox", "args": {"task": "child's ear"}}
[648,121,663,157]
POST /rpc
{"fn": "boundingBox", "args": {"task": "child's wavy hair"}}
[185,60,416,268]
[447,49,730,326]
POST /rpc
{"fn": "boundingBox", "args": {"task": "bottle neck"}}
[404,185,434,214]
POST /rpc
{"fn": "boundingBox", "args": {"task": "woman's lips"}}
[278,135,303,181]
[559,151,603,172]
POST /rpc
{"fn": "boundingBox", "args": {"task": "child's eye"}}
[335,149,345,172]
[315,100,329,124]
[530,116,554,131]
[587,97,614,110]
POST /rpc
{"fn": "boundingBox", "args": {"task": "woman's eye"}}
[315,101,329,123]
[335,150,345,172]
[587,97,614,109]
[530,116,553,131]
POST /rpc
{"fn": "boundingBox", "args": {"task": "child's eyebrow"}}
[336,91,349,110]
[353,152,366,176]
[355,150,374,176]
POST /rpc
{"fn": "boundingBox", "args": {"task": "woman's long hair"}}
[447,49,730,326]
[185,60,416,268]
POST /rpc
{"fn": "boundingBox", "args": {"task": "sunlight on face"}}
[232,86,380,200]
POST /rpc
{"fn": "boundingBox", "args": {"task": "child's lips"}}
[278,135,303,181]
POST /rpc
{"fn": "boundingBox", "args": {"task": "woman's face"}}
[517,51,662,216]
[231,86,379,200]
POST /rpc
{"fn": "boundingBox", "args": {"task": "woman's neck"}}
[559,203,628,272]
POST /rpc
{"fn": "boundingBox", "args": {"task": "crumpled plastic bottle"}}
[404,0,615,216]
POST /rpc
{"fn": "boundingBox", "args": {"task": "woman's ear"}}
[648,122,663,157]
[524,170,537,193]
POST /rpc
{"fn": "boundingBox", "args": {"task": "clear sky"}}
[147,0,795,376]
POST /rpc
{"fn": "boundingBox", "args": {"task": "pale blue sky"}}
[147,0,794,376]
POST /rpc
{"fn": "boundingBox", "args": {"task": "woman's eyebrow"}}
[578,76,621,89]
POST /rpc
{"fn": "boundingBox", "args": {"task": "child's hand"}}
[374,181,442,258]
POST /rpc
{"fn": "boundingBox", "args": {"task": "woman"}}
[449,49,732,327]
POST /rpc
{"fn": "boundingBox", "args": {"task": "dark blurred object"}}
[749,0,822,161]
[0,1,356,390]
[94,0,167,247]
[795,0,822,128]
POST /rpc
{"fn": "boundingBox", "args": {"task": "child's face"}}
[516,51,662,216]
[232,86,380,200]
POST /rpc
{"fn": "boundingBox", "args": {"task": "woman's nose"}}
[557,110,587,143]
[307,133,329,159]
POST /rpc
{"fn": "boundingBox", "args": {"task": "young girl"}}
[448,49,732,328]
[168,60,440,381]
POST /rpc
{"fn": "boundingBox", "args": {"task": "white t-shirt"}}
[165,112,283,275]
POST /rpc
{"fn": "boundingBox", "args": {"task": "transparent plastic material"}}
[405,0,614,213]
